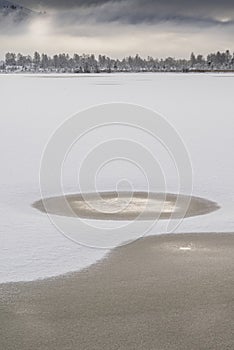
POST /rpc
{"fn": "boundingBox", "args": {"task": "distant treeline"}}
[1,50,234,73]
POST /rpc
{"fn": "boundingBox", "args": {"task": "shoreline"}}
[2,71,234,75]
[2,230,232,285]
[1,232,233,350]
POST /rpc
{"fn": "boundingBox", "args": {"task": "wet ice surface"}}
[0,73,234,282]
[33,192,219,220]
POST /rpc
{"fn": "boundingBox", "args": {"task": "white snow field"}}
[0,73,234,283]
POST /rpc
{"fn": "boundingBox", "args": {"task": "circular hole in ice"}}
[32,192,220,221]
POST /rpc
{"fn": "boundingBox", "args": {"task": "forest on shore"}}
[1,50,234,73]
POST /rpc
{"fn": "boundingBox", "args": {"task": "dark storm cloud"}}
[18,0,234,27]
[21,0,112,9]
[2,0,234,37]
[19,0,234,9]
[19,0,234,12]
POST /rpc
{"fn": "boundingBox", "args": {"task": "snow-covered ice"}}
[0,73,234,283]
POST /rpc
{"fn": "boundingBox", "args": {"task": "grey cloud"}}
[2,0,234,41]
[0,7,37,34]
[20,0,113,9]
[19,0,234,9]
[17,0,234,27]
[49,0,234,34]
[19,0,234,13]
[1,0,234,60]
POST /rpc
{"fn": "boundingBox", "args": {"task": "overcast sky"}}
[1,0,234,58]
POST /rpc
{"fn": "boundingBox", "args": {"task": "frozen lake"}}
[0,73,234,283]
